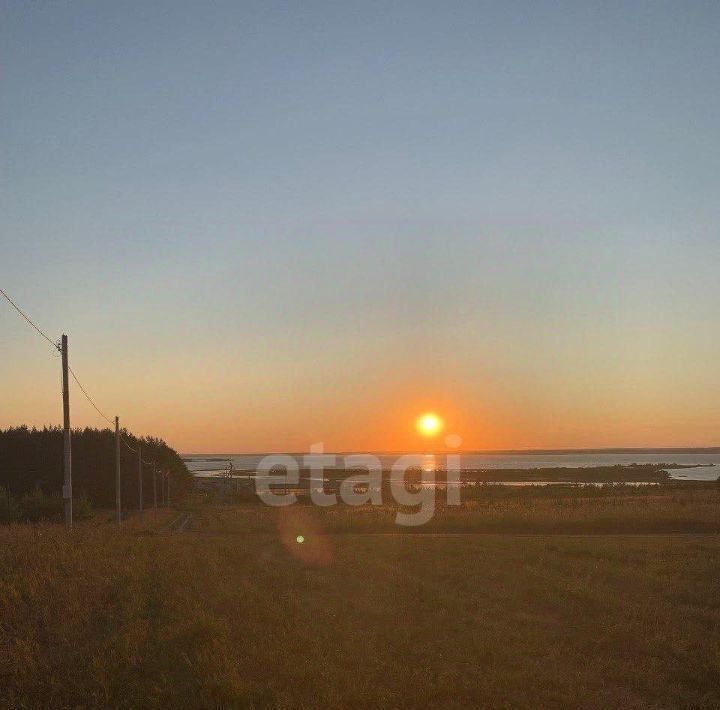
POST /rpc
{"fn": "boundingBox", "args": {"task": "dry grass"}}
[203,484,720,535]
[1,493,720,708]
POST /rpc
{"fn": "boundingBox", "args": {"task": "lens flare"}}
[277,507,333,566]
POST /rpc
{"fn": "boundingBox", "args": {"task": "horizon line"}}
[181,446,720,457]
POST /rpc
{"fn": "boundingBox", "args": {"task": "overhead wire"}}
[67,365,115,426]
[2,286,157,463]
[0,287,60,351]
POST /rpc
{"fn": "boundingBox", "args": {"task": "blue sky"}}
[2,1,719,451]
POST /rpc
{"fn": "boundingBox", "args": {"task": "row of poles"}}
[61,333,171,530]
[113,415,171,526]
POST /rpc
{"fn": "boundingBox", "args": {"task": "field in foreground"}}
[1,500,720,709]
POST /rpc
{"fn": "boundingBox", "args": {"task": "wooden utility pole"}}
[152,461,157,508]
[61,334,72,530]
[137,444,143,519]
[115,416,121,524]
[167,472,170,506]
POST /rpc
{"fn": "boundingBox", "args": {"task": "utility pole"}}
[61,334,72,530]
[167,472,171,506]
[152,461,157,508]
[115,416,121,525]
[137,444,143,519]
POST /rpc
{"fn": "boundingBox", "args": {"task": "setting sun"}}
[416,412,443,438]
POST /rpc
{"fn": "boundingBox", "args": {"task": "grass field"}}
[223,483,720,535]
[2,491,720,708]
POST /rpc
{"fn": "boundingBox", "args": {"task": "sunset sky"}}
[2,2,719,452]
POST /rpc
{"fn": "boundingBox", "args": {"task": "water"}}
[183,450,720,482]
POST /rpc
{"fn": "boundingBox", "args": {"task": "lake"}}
[183,450,720,482]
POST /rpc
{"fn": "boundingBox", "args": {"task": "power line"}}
[67,365,115,426]
[0,287,59,350]
[120,432,138,453]
[1,287,119,429]
[66,366,140,454]
[2,286,167,485]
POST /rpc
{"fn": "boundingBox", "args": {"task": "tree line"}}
[0,426,192,509]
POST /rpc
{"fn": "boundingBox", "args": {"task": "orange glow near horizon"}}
[3,331,720,453]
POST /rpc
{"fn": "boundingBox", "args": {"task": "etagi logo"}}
[255,438,462,526]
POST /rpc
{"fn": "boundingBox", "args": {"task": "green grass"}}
[1,493,720,708]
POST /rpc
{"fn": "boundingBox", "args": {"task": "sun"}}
[416,412,443,438]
